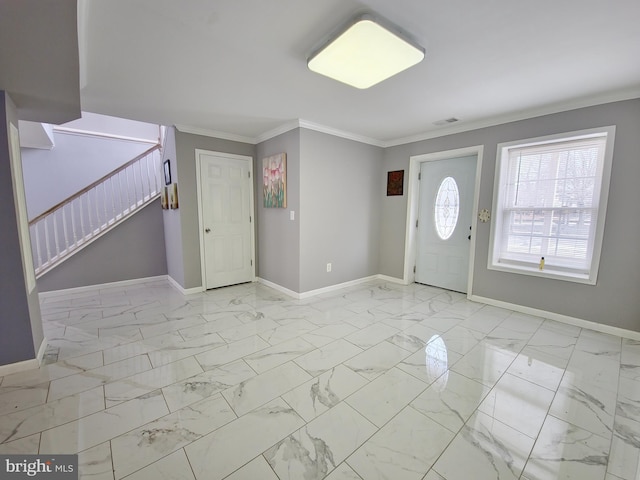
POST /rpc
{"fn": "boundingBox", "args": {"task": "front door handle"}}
[205,228,211,233]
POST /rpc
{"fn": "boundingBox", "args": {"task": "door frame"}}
[195,149,256,291]
[403,145,483,297]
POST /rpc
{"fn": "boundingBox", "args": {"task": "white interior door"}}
[197,151,254,289]
[415,155,476,293]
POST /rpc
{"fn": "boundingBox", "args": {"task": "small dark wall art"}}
[164,159,172,185]
[387,170,404,196]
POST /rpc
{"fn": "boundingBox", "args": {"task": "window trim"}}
[488,126,616,285]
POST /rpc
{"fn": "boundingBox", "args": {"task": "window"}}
[434,176,460,240]
[489,126,615,284]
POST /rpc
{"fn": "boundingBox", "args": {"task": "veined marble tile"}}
[104,356,203,407]
[324,463,361,480]
[608,414,640,480]
[301,324,360,348]
[294,339,363,377]
[499,312,544,334]
[343,341,411,380]
[382,311,433,331]
[419,312,465,333]
[147,333,227,368]
[411,370,488,433]
[540,318,581,337]
[78,442,114,480]
[265,402,376,480]
[549,375,617,439]
[0,382,50,416]
[478,373,555,439]
[40,389,169,454]
[396,344,463,386]
[0,386,104,444]
[162,359,256,412]
[258,318,319,346]
[123,449,195,480]
[282,365,369,422]
[523,415,609,480]
[621,339,640,381]
[438,325,485,356]
[347,406,454,480]
[243,337,315,373]
[217,318,280,342]
[0,434,40,454]
[450,341,516,388]
[139,315,206,339]
[47,354,153,402]
[103,332,185,365]
[525,327,579,361]
[179,316,243,340]
[563,349,620,393]
[457,306,511,334]
[185,398,305,480]
[433,411,535,480]
[222,361,311,416]
[443,298,484,317]
[483,325,532,354]
[111,394,236,478]
[616,376,640,424]
[0,351,104,389]
[574,329,622,356]
[408,298,451,317]
[218,455,277,480]
[195,335,269,371]
[343,309,392,329]
[387,323,441,353]
[507,346,568,391]
[343,323,399,349]
[423,470,446,480]
[346,367,427,427]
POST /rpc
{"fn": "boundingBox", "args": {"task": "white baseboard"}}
[256,278,300,299]
[470,294,640,341]
[257,275,400,300]
[376,274,407,285]
[0,337,48,377]
[39,275,169,299]
[167,276,203,295]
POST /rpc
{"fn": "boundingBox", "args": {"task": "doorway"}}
[195,150,255,290]
[404,146,483,295]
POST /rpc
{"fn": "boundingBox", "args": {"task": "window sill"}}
[487,262,596,285]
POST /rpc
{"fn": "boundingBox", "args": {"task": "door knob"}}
[205,228,211,233]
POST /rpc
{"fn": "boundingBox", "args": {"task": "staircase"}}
[28,144,163,277]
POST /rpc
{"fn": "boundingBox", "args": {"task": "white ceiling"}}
[79,0,640,145]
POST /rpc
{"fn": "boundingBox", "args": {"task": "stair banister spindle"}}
[79,193,86,241]
[131,163,138,208]
[62,205,69,253]
[145,153,152,199]
[53,210,60,259]
[110,176,116,223]
[102,182,108,229]
[94,187,100,233]
[139,161,144,205]
[44,216,51,265]
[70,200,78,246]
[34,222,43,270]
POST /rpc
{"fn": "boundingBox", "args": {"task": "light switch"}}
[290,210,295,221]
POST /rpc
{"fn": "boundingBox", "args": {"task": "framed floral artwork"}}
[263,153,287,208]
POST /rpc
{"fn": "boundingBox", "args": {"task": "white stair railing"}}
[29,144,163,277]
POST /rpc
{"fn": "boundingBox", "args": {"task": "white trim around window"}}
[488,126,616,284]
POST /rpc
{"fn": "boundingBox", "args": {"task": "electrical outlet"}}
[326,263,332,272]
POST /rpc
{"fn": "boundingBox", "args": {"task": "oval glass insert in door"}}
[434,176,460,240]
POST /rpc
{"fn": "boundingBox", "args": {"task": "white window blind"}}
[490,127,614,283]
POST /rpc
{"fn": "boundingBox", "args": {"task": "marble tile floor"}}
[1,278,639,479]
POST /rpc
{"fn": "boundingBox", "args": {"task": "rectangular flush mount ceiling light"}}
[308,13,425,89]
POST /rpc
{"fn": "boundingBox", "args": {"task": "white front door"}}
[196,150,254,290]
[415,155,476,293]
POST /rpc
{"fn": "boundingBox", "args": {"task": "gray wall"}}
[0,91,43,365]
[256,129,301,292]
[21,131,154,218]
[38,199,167,292]
[299,129,383,292]
[170,129,255,289]
[161,127,184,287]
[382,99,640,331]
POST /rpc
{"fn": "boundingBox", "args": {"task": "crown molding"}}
[174,89,640,149]
[384,87,640,147]
[174,124,256,144]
